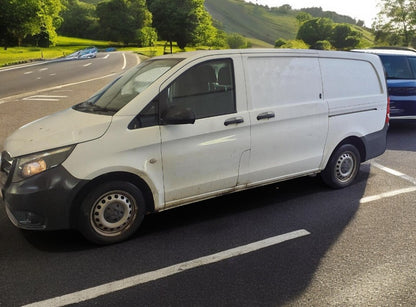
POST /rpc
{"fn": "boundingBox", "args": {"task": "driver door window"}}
[167,59,236,119]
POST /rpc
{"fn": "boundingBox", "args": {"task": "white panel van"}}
[0,49,389,244]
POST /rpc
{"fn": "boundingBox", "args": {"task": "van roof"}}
[353,48,416,56]
[153,48,380,62]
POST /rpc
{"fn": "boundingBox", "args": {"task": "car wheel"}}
[321,144,361,189]
[78,181,145,244]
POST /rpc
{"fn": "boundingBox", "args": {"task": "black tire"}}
[78,181,145,245]
[321,144,361,189]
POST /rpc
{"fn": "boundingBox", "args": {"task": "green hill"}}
[205,0,374,47]
[205,0,298,45]
[79,0,374,47]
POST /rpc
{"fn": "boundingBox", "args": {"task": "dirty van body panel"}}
[242,55,328,185]
[158,55,251,207]
[319,57,388,167]
[62,115,164,209]
[4,108,112,157]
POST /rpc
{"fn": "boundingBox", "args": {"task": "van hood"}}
[5,108,112,157]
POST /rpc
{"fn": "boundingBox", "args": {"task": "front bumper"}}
[0,165,87,230]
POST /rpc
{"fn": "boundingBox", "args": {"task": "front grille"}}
[1,151,13,175]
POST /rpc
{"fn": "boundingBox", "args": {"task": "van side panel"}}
[63,116,165,209]
[320,57,387,165]
[241,56,328,185]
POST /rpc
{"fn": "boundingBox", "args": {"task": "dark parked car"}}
[355,48,416,119]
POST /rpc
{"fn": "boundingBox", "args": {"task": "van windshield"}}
[73,58,183,115]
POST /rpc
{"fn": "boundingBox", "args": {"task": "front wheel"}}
[78,181,145,245]
[321,144,361,189]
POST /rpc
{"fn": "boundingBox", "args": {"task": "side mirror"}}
[161,105,196,125]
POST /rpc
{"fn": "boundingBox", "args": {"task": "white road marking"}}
[39,68,48,72]
[360,161,416,204]
[103,54,110,59]
[371,161,416,185]
[122,52,127,70]
[24,71,33,75]
[360,186,416,204]
[83,63,92,67]
[23,229,311,307]
[23,95,68,102]
[0,73,117,105]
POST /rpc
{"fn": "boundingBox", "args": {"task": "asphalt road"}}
[0,51,140,99]
[0,51,139,152]
[0,56,415,306]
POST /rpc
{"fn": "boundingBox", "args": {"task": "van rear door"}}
[242,55,328,184]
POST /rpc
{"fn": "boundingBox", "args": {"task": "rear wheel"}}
[321,144,361,189]
[78,181,145,245]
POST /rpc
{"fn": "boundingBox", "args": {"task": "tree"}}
[96,0,151,44]
[296,18,333,48]
[148,0,211,51]
[137,27,158,47]
[296,12,312,24]
[331,24,362,50]
[192,6,217,47]
[373,0,416,46]
[37,0,63,45]
[0,0,62,47]
[59,0,98,39]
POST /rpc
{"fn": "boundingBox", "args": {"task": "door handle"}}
[224,117,244,126]
[257,111,275,120]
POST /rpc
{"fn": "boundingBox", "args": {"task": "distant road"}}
[0,51,140,151]
[0,51,140,100]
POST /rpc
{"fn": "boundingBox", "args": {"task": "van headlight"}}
[12,145,75,182]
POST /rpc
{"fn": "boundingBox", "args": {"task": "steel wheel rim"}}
[90,190,136,236]
[335,152,357,183]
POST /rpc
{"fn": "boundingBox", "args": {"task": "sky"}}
[247,0,380,27]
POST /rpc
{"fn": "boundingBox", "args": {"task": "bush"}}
[137,27,158,47]
[281,40,309,49]
[275,38,287,48]
[227,33,249,49]
[313,40,332,50]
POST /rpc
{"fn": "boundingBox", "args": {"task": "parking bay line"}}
[23,229,310,307]
[360,162,416,204]
[371,161,416,185]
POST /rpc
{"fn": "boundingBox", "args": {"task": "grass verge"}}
[0,37,213,67]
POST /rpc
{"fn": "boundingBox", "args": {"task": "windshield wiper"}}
[73,101,115,115]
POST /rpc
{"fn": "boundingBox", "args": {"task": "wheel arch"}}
[70,172,155,229]
[326,136,366,168]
